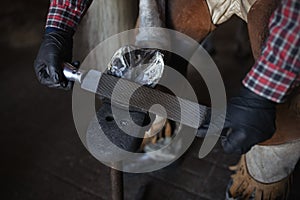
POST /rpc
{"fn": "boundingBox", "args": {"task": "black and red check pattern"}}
[46,0,92,32]
[45,0,299,102]
[243,0,300,103]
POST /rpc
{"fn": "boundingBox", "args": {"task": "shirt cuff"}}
[46,2,83,33]
[243,58,298,103]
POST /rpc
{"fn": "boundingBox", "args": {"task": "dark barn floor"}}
[1,1,300,200]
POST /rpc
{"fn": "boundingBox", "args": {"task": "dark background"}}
[0,0,299,199]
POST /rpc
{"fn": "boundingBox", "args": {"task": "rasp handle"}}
[63,62,85,84]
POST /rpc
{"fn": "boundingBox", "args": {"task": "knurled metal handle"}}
[63,62,85,84]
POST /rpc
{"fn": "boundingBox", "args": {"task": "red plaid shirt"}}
[243,0,300,103]
[46,0,300,103]
[46,0,93,32]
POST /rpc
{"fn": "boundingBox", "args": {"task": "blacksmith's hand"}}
[34,28,73,90]
[221,86,276,154]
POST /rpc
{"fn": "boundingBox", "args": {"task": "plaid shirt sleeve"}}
[243,0,300,103]
[46,0,93,33]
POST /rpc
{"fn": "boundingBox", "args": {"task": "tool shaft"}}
[63,63,208,128]
[63,63,85,84]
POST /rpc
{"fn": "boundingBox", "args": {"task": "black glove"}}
[221,86,276,154]
[34,29,73,90]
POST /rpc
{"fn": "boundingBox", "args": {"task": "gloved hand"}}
[34,28,73,90]
[221,86,276,154]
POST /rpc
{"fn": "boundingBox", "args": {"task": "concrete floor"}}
[1,0,299,200]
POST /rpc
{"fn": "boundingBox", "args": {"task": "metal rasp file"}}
[63,63,209,129]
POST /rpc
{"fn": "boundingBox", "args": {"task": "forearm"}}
[243,0,300,103]
[46,0,93,33]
